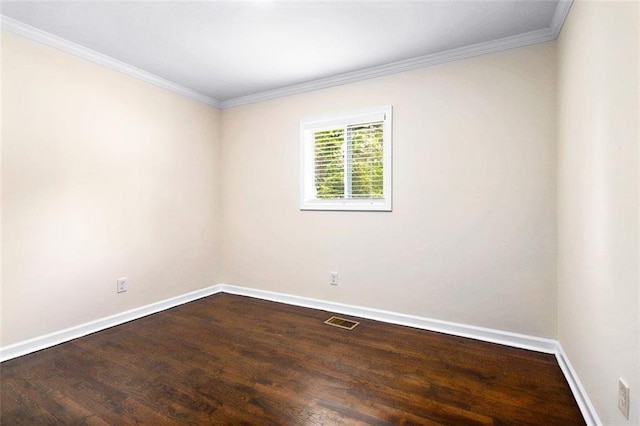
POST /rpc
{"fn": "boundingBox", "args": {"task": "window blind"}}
[300,105,392,211]
[313,121,384,200]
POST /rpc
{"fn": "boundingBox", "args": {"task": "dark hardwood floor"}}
[1,293,585,425]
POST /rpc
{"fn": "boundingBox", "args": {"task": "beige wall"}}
[557,1,640,424]
[221,42,558,337]
[0,31,4,345]
[3,7,639,422]
[1,31,223,345]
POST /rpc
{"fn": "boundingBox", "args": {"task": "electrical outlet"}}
[618,378,630,419]
[117,277,128,294]
[330,272,338,286]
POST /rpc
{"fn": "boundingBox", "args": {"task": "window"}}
[300,106,392,211]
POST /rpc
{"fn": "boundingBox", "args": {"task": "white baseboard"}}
[0,282,600,425]
[219,284,599,425]
[554,345,602,426]
[0,284,224,362]
[218,284,558,353]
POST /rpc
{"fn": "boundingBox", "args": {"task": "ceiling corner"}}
[550,0,574,39]
[0,15,221,109]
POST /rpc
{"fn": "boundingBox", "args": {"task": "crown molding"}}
[2,0,573,111]
[0,15,222,109]
[221,27,553,108]
[221,1,573,109]
[551,0,574,39]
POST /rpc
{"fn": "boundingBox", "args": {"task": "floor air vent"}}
[324,316,360,330]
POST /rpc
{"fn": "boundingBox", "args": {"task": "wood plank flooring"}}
[1,293,585,425]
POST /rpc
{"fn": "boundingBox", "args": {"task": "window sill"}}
[300,199,392,212]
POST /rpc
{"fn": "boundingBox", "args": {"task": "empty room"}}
[1,0,638,424]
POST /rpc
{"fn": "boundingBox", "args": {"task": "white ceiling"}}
[0,1,570,108]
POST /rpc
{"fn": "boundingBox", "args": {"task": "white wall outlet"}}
[618,378,630,419]
[330,271,338,286]
[116,277,128,294]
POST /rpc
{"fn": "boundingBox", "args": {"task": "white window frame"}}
[300,106,392,211]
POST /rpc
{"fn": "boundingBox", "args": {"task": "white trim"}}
[0,1,573,111]
[219,284,557,353]
[221,12,571,109]
[0,284,224,362]
[554,345,602,426]
[300,106,392,212]
[0,281,599,426]
[550,0,574,39]
[0,15,221,109]
[222,284,599,424]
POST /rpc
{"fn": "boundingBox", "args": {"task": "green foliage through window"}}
[313,122,384,199]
